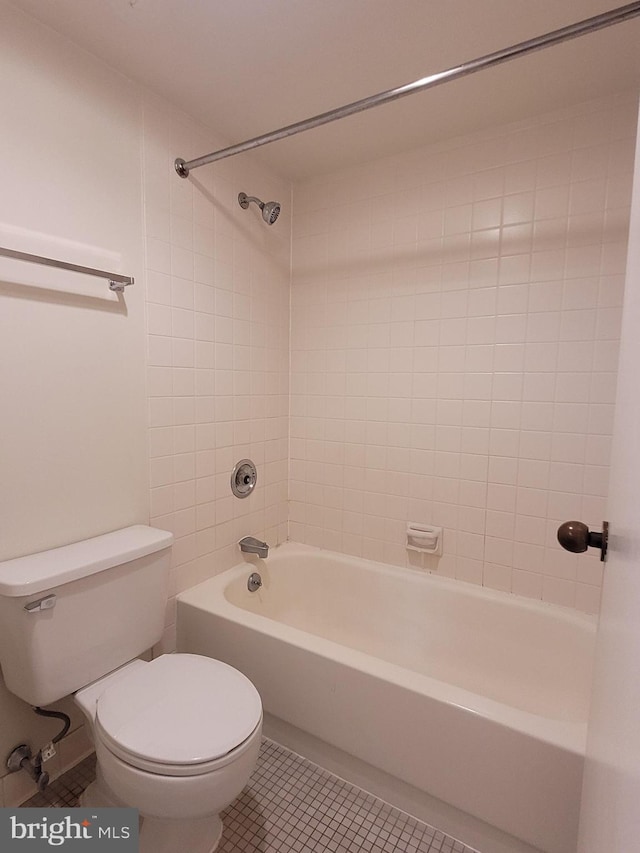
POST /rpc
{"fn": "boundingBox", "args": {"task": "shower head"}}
[238,192,281,225]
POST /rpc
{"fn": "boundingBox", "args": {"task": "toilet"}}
[0,525,262,853]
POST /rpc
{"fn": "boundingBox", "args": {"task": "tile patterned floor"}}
[25,752,97,808]
[25,739,479,853]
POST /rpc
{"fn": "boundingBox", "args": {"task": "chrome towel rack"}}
[0,246,134,292]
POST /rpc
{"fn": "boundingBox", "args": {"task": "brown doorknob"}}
[557,520,608,562]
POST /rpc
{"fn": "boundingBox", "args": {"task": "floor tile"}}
[24,738,479,853]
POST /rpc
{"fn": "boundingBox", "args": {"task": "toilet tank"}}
[0,526,173,706]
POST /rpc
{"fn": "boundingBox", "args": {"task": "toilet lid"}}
[95,654,262,767]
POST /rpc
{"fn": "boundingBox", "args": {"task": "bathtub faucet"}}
[239,536,269,558]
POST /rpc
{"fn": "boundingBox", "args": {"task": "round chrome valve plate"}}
[231,459,257,498]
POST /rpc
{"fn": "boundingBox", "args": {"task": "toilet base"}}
[79,776,122,810]
[80,778,224,853]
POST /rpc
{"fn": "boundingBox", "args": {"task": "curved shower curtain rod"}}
[175,2,640,178]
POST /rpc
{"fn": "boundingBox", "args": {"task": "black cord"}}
[33,706,71,743]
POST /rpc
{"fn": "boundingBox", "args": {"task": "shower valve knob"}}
[557,520,608,562]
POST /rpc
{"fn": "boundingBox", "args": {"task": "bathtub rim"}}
[177,541,595,756]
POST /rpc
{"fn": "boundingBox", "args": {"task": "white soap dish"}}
[406,523,442,555]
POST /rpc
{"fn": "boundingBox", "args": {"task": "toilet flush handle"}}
[24,594,57,613]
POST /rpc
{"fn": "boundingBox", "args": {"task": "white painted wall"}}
[578,98,640,853]
[0,7,148,561]
[0,2,148,803]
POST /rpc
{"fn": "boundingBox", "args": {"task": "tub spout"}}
[239,536,269,558]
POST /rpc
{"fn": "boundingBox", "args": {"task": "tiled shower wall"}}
[142,96,291,650]
[290,94,637,613]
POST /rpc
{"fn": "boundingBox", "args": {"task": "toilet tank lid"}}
[0,526,173,597]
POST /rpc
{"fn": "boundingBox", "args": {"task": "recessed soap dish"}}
[406,523,442,555]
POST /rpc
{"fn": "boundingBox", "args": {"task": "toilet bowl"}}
[76,653,262,853]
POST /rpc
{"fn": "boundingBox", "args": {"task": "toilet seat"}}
[94,654,262,777]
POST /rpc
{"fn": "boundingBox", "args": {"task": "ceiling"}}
[9,0,640,181]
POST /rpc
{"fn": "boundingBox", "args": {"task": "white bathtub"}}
[177,543,596,853]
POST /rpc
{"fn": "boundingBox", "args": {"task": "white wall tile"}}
[290,95,636,612]
[143,98,291,648]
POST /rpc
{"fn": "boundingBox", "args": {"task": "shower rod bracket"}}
[174,158,189,179]
[174,1,640,178]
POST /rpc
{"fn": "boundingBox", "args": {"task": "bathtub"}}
[177,543,596,853]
